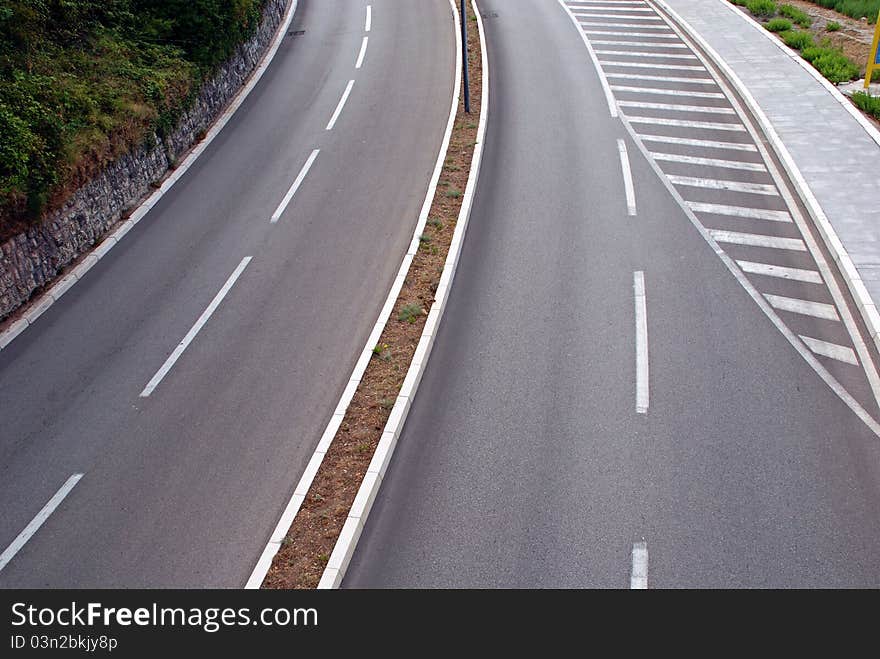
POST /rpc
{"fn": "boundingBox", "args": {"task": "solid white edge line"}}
[650,0,880,422]
[558,0,619,118]
[140,257,252,397]
[355,36,369,69]
[631,541,648,589]
[365,4,372,32]
[245,0,468,590]
[315,0,490,590]
[634,272,649,414]
[0,0,300,353]
[618,139,637,216]
[326,80,355,131]
[0,473,83,574]
[270,149,320,223]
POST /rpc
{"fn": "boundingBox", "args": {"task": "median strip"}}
[255,0,485,589]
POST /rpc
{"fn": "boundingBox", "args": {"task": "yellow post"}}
[866,10,880,89]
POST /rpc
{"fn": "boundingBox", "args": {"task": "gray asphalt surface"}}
[343,0,880,587]
[0,0,455,587]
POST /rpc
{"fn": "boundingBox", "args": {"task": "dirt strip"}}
[262,4,484,589]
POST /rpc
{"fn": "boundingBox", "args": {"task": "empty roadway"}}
[344,0,880,587]
[0,0,455,586]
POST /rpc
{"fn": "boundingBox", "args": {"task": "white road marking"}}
[568,1,649,5]
[606,72,714,83]
[582,30,679,38]
[600,60,704,71]
[631,541,648,589]
[634,271,649,414]
[764,294,840,321]
[709,230,806,251]
[619,100,733,114]
[0,474,83,574]
[579,21,671,29]
[597,50,698,59]
[687,201,789,222]
[612,85,723,98]
[355,36,368,69]
[654,152,765,171]
[591,40,688,48]
[574,13,660,19]
[736,260,822,284]
[800,335,858,365]
[326,80,355,131]
[627,115,745,130]
[638,134,757,151]
[365,4,371,32]
[270,149,320,223]
[559,0,618,117]
[140,257,253,397]
[667,175,778,196]
[618,139,637,216]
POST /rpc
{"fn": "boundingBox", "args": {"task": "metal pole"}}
[461,0,471,113]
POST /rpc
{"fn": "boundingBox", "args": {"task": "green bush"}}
[779,4,813,26]
[801,45,861,82]
[809,1,879,23]
[747,0,778,16]
[852,90,880,118]
[767,17,794,30]
[0,0,267,232]
[826,20,842,29]
[781,29,816,49]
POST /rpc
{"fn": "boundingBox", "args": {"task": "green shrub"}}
[767,17,794,30]
[801,45,860,82]
[747,0,778,16]
[0,0,268,232]
[851,90,880,118]
[809,0,880,23]
[781,29,816,50]
[731,0,748,5]
[779,4,812,26]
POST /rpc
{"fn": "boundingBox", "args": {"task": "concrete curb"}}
[0,0,299,352]
[243,0,469,589]
[315,0,489,590]
[653,0,880,362]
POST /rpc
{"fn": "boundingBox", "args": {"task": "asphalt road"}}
[344,0,880,587]
[0,0,455,587]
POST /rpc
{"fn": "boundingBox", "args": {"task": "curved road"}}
[344,0,880,587]
[0,0,455,587]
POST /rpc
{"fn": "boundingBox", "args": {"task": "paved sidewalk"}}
[663,0,880,309]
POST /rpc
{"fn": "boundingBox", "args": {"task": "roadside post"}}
[865,10,880,89]
[461,0,471,113]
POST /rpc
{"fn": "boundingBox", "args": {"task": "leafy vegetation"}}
[0,0,267,234]
[808,0,880,22]
[781,28,817,48]
[826,19,842,29]
[779,4,813,26]
[747,0,779,17]
[767,17,794,30]
[801,43,861,80]
[851,90,880,117]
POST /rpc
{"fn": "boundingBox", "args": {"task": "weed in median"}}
[428,217,444,230]
[767,17,793,31]
[398,303,423,324]
[779,4,812,27]
[826,20,842,30]
[445,188,463,199]
[372,342,388,356]
[379,398,395,410]
[747,0,777,17]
